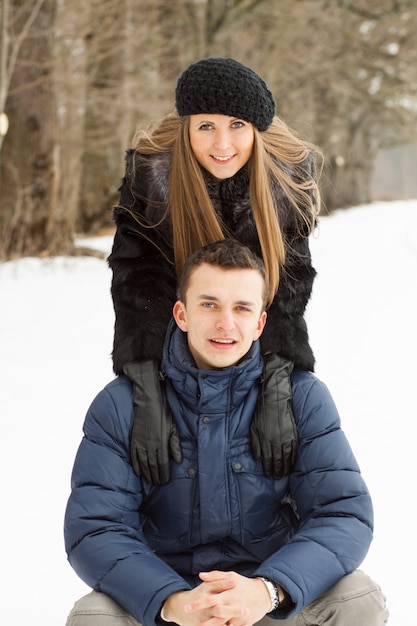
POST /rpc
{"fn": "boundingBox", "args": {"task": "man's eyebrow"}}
[197,294,218,301]
[234,300,256,307]
[197,294,256,307]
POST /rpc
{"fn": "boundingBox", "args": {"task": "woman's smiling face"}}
[189,113,255,180]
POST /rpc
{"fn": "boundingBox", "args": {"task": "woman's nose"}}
[213,130,231,150]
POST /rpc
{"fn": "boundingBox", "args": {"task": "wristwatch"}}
[258,577,280,612]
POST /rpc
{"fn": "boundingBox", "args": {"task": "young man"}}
[64,240,388,626]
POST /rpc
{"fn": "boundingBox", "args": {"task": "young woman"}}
[108,57,322,485]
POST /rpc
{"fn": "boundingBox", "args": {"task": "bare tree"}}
[0,0,63,259]
[0,0,45,157]
[311,0,417,210]
[77,0,180,232]
[2,0,417,259]
[48,0,92,249]
[226,0,417,211]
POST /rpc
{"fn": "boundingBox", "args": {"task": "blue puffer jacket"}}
[64,323,373,624]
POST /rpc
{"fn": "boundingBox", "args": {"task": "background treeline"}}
[1,0,417,259]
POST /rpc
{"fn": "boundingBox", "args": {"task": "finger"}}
[184,595,222,614]
[198,604,250,622]
[199,570,230,581]
[139,449,155,483]
[198,573,236,591]
[251,433,261,459]
[197,618,230,626]
[185,598,248,619]
[145,448,163,486]
[262,452,273,477]
[271,446,284,479]
[131,448,141,477]
[157,447,170,485]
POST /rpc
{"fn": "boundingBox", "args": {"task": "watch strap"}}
[258,577,280,612]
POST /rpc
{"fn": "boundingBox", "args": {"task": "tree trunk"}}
[49,0,90,245]
[320,109,378,213]
[0,0,67,259]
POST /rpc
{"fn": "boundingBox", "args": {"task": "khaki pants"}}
[66,569,388,626]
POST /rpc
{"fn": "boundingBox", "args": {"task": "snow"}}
[1,199,416,625]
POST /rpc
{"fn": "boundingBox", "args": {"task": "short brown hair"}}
[177,239,269,309]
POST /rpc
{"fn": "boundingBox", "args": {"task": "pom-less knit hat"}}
[175,57,275,131]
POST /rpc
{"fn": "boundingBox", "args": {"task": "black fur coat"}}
[108,150,316,374]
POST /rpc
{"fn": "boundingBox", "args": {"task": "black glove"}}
[251,353,298,479]
[123,360,182,485]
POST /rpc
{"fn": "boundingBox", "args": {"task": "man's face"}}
[173,263,267,370]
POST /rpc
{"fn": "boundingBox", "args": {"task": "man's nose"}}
[215,310,235,331]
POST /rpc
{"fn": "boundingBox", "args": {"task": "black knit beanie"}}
[175,58,275,131]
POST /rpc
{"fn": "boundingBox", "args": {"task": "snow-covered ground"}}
[1,199,415,625]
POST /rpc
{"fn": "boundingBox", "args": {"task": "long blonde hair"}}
[131,111,321,307]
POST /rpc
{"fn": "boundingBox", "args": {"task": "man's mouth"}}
[210,338,236,344]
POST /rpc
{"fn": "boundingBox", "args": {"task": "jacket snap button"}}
[188,469,196,477]
[202,416,210,424]
[234,462,242,470]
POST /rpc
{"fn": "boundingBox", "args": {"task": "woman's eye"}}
[199,124,212,131]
